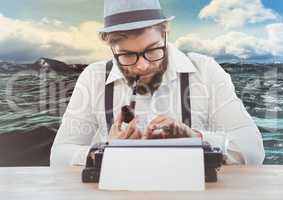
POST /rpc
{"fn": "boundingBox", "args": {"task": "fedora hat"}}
[98,0,175,33]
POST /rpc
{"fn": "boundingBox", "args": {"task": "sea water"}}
[0,62,282,164]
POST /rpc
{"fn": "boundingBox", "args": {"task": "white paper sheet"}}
[99,147,205,191]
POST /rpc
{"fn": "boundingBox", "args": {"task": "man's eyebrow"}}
[118,41,161,53]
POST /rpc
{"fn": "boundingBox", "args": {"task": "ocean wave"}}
[254,117,283,130]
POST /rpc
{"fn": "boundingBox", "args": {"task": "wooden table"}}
[0,166,282,200]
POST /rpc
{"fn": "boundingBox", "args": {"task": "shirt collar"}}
[105,58,125,85]
[105,42,196,85]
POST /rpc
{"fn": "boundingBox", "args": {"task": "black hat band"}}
[104,9,165,28]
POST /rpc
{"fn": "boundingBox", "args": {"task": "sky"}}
[0,0,283,63]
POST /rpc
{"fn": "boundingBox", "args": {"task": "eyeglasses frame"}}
[111,33,167,67]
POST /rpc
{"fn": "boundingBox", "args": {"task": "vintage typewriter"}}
[82,140,223,183]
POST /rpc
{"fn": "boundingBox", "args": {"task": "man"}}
[50,0,265,166]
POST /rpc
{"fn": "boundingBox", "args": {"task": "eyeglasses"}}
[111,34,167,67]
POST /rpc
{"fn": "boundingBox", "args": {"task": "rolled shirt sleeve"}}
[201,58,265,165]
[50,66,100,166]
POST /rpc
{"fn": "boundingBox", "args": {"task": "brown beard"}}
[117,51,168,95]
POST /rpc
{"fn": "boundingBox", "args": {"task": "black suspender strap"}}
[180,73,192,128]
[105,60,114,134]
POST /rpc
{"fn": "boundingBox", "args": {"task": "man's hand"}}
[143,115,202,139]
[109,112,142,140]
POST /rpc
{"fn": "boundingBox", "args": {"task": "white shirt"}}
[50,43,265,166]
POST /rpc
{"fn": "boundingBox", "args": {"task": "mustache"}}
[117,52,168,95]
[125,66,160,78]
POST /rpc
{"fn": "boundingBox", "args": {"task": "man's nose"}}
[135,56,150,71]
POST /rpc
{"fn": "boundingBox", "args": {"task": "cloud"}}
[266,23,283,56]
[0,14,111,64]
[175,23,283,61]
[199,0,278,29]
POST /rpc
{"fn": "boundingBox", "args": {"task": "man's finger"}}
[124,118,138,139]
[143,126,165,139]
[146,131,166,139]
[109,126,124,140]
[128,129,142,139]
[148,117,167,129]
[113,112,123,132]
[156,119,176,131]
[148,115,167,126]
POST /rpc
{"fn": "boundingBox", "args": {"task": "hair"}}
[99,22,169,45]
